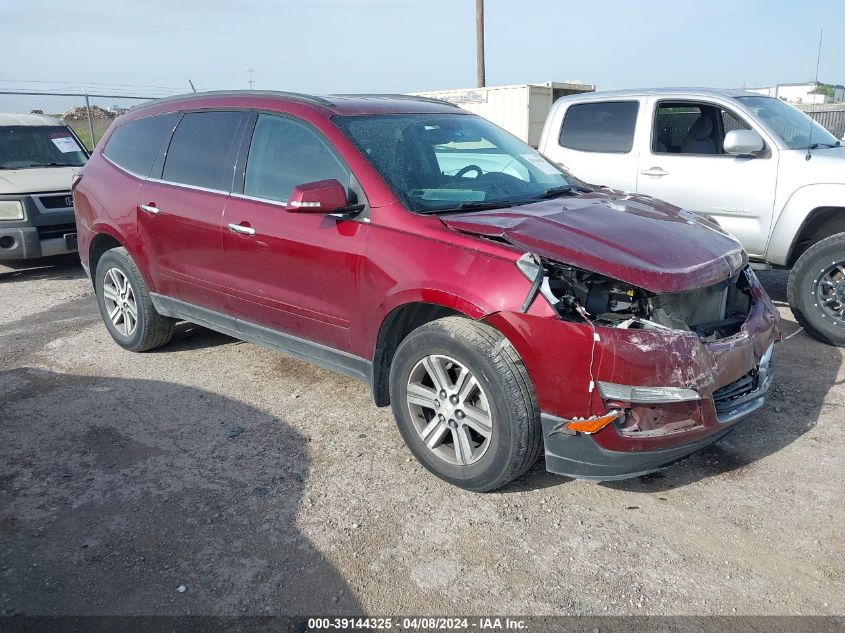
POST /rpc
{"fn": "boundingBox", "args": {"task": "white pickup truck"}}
[538,88,845,346]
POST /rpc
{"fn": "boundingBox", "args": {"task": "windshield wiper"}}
[808,142,839,149]
[533,185,577,199]
[420,201,513,214]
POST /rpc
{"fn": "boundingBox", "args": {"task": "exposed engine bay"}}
[520,254,754,341]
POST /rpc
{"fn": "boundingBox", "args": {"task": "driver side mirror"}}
[286,179,349,213]
[724,129,764,156]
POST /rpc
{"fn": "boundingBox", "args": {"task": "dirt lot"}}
[1,255,843,617]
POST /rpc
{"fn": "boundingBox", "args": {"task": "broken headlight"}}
[515,252,754,340]
[516,252,650,324]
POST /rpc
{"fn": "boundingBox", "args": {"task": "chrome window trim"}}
[145,177,230,197]
[104,153,231,197]
[229,192,288,207]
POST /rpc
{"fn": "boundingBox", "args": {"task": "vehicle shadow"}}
[0,367,362,617]
[602,269,841,493]
[150,322,237,353]
[0,254,85,284]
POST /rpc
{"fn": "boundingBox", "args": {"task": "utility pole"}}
[476,0,485,88]
[247,68,255,90]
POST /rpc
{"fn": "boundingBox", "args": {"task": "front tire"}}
[389,317,542,492]
[95,247,175,352]
[787,232,845,346]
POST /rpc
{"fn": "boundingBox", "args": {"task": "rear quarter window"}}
[559,101,639,153]
[103,113,178,177]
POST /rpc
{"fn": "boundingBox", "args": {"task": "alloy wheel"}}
[406,354,492,466]
[102,267,138,337]
[811,260,845,327]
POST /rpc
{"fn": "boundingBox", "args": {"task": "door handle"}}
[139,203,159,214]
[640,167,669,177]
[228,223,256,236]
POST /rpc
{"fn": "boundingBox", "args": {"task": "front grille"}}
[38,193,74,209]
[713,370,758,414]
[37,223,76,240]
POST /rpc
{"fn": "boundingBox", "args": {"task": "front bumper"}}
[0,226,78,260]
[542,346,774,479]
[485,269,781,481]
[0,193,77,261]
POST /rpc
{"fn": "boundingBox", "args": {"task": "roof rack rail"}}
[130,90,334,111]
[328,93,460,108]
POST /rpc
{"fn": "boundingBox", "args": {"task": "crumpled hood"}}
[441,191,747,293]
[0,166,81,195]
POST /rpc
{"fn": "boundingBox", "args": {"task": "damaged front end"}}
[498,251,782,480]
[443,194,781,479]
[516,251,757,341]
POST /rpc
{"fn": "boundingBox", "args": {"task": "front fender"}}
[766,183,845,265]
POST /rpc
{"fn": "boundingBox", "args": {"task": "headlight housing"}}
[598,381,700,403]
[515,252,560,310]
[0,200,24,221]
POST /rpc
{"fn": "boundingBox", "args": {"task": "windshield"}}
[333,113,575,213]
[0,125,88,170]
[736,96,839,150]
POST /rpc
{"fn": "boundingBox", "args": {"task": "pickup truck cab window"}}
[558,101,639,153]
[652,101,755,155]
[244,113,349,204]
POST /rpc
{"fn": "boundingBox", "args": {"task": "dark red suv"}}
[74,91,781,491]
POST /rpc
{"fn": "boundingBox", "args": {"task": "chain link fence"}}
[0,91,156,151]
[796,103,845,140]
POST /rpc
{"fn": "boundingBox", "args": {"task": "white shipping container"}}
[412,81,595,147]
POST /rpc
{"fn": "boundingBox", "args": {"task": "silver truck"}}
[538,88,845,346]
[0,113,88,261]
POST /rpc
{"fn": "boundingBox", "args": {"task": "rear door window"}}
[244,114,348,204]
[162,111,246,191]
[103,113,178,176]
[559,101,639,153]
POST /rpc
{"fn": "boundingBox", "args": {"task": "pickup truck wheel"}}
[389,317,542,492]
[95,247,175,352]
[787,232,845,346]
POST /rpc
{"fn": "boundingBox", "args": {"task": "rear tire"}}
[95,247,175,352]
[389,316,542,492]
[787,232,845,347]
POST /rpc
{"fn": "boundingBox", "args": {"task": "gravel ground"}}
[0,255,843,617]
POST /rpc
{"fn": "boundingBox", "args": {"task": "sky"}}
[2,0,844,97]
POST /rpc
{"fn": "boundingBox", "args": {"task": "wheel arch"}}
[88,232,123,288]
[370,301,469,407]
[767,184,845,266]
[786,205,845,267]
[87,223,151,290]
